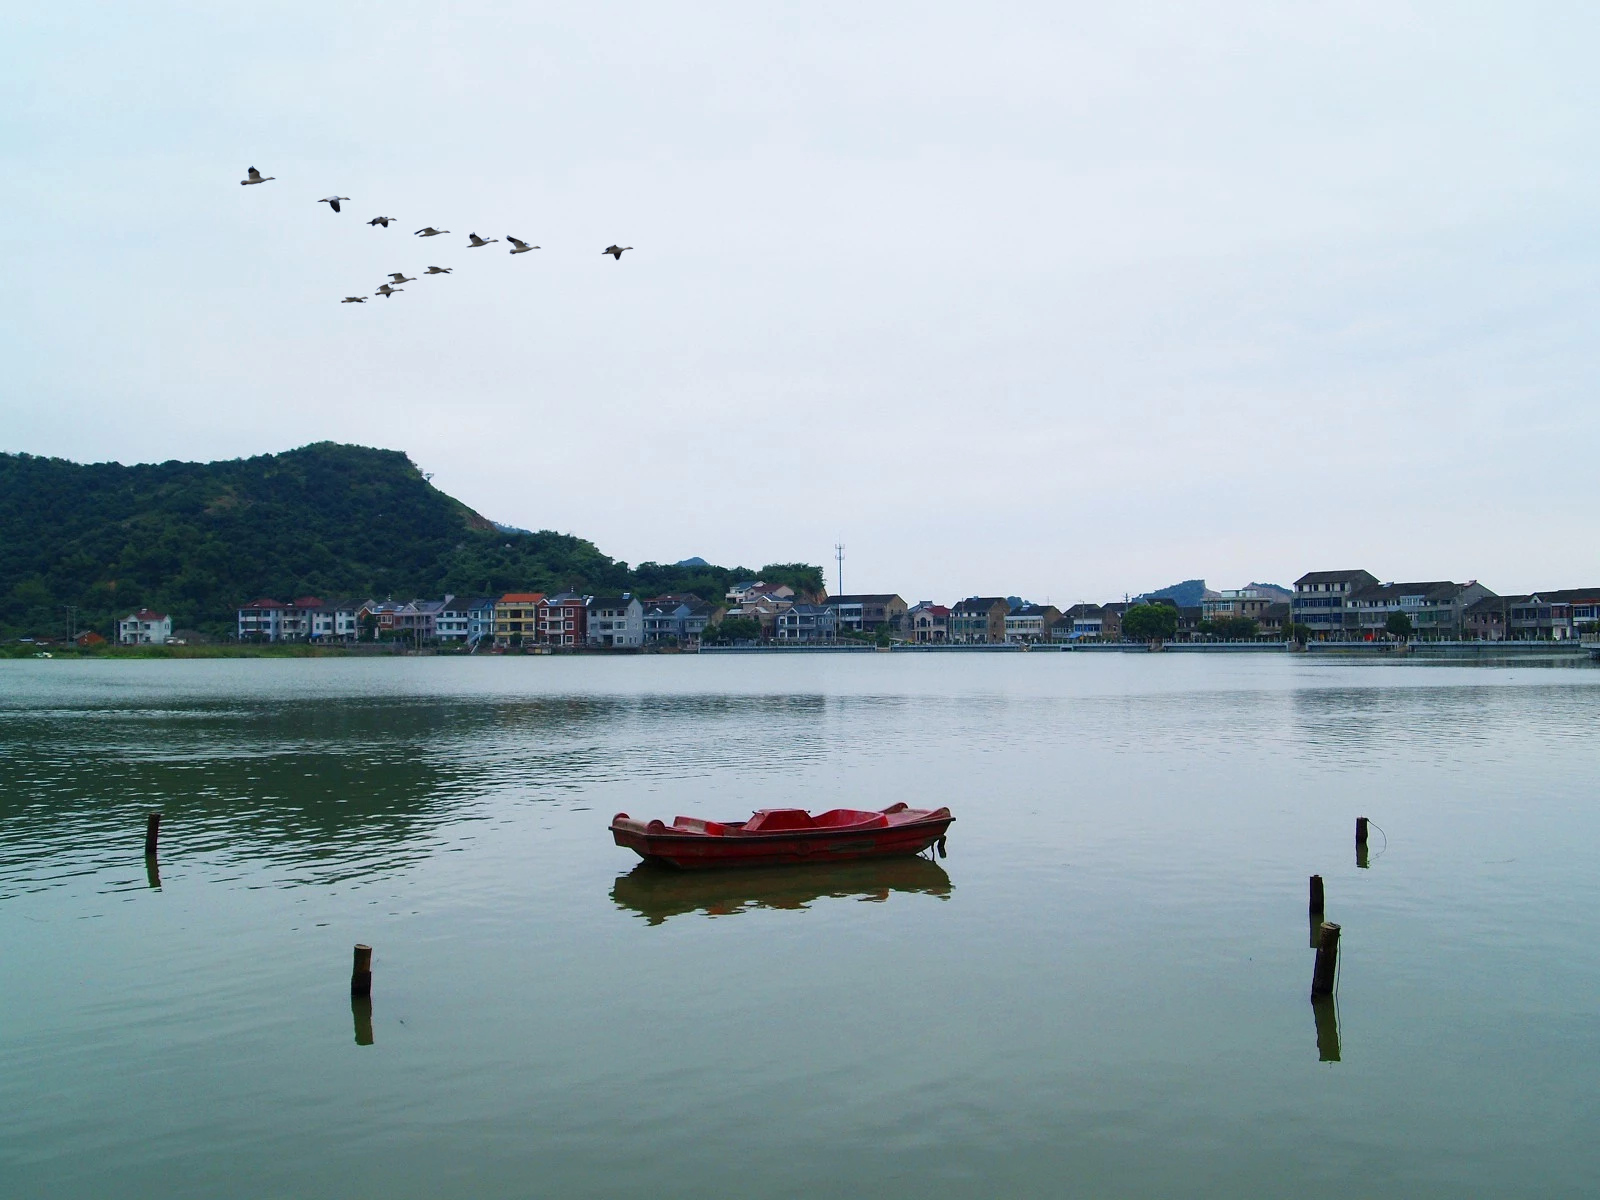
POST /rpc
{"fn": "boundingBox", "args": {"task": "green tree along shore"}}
[0,443,824,641]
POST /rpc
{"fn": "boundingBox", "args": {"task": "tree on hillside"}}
[0,444,826,641]
[758,563,827,600]
[1123,603,1178,641]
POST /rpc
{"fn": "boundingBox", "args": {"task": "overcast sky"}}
[5,2,1598,603]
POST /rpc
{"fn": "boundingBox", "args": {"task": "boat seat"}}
[741,808,889,833]
[741,808,816,833]
[671,817,732,836]
[812,809,889,829]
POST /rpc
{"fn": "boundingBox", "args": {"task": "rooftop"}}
[1295,569,1377,586]
[1349,581,1468,603]
[1525,587,1600,604]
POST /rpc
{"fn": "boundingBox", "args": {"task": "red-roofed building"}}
[237,598,286,641]
[905,602,951,643]
[494,593,545,647]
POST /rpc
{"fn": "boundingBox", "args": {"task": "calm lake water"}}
[2,654,1599,1198]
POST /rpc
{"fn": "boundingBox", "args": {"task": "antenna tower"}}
[834,543,845,597]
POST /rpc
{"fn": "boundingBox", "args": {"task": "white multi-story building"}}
[237,599,286,640]
[238,597,360,642]
[309,601,361,640]
[435,599,472,641]
[118,609,173,645]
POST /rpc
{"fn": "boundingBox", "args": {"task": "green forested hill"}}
[0,443,823,639]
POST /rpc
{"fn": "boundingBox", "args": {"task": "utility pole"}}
[834,543,845,597]
[61,605,78,642]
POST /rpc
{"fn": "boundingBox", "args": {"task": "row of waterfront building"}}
[103,571,1600,648]
[1287,572,1600,641]
[234,591,714,647]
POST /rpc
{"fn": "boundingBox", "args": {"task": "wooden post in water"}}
[351,944,373,997]
[144,812,161,858]
[1309,874,1325,917]
[1311,922,1341,997]
[1355,816,1369,847]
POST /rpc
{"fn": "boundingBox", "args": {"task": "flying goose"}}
[341,296,367,304]
[318,196,350,213]
[386,272,416,284]
[414,227,449,237]
[240,166,274,186]
[507,237,539,254]
[602,244,633,259]
[374,283,404,298]
[424,265,452,275]
[467,233,499,248]
[367,216,396,227]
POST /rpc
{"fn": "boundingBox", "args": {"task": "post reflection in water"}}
[0,694,640,896]
[1308,913,1327,949]
[610,857,953,925]
[351,996,374,1047]
[1311,995,1341,1063]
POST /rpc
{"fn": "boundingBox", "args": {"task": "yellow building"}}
[494,593,545,647]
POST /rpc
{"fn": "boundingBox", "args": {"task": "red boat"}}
[610,802,953,869]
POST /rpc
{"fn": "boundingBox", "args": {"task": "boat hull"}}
[610,811,953,869]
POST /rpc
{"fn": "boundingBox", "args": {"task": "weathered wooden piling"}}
[1355,816,1369,846]
[351,944,373,997]
[144,811,161,858]
[1311,922,1341,996]
[145,856,162,890]
[1309,874,1325,916]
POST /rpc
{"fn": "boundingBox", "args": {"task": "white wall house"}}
[435,600,472,641]
[309,603,360,640]
[238,599,285,640]
[119,609,173,645]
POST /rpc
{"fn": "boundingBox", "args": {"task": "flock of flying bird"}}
[239,165,634,303]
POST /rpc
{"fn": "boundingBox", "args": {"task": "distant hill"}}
[1134,579,1209,608]
[1245,582,1292,601]
[0,443,824,639]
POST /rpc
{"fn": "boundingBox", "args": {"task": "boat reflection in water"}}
[611,857,953,925]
